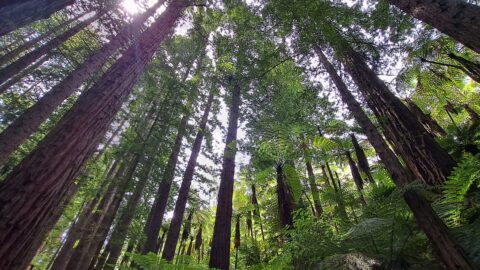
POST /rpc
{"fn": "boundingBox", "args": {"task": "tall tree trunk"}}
[251,183,265,241]
[350,134,375,184]
[51,160,123,270]
[0,53,49,94]
[326,42,455,185]
[0,0,167,166]
[318,49,474,270]
[0,2,187,268]
[162,91,214,261]
[21,182,79,270]
[276,163,295,228]
[0,0,75,37]
[346,151,367,206]
[0,12,102,86]
[65,157,133,270]
[209,77,241,270]
[141,110,192,254]
[405,98,446,137]
[76,183,125,270]
[447,52,480,82]
[304,156,323,216]
[387,0,480,53]
[0,11,84,67]
[96,103,169,270]
[234,215,240,270]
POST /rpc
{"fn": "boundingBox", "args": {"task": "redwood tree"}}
[162,90,214,261]
[0,1,188,268]
[209,77,241,270]
[317,49,473,269]
[0,0,167,166]
[387,0,480,53]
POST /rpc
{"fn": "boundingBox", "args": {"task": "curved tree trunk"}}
[317,49,473,270]
[209,77,241,270]
[0,1,187,268]
[0,0,75,37]
[162,91,214,261]
[0,0,167,166]
[0,12,101,86]
[387,0,480,53]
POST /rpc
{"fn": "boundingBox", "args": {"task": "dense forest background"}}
[0,0,480,269]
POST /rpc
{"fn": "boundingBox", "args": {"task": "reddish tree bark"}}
[318,49,473,270]
[405,98,446,137]
[209,77,241,270]
[387,0,480,53]
[330,42,455,185]
[0,1,187,268]
[162,91,214,261]
[141,110,192,254]
[0,0,167,166]
[0,0,75,37]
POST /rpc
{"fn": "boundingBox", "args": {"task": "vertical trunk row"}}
[0,1,187,268]
[51,160,124,270]
[387,0,480,54]
[317,49,473,270]
[98,104,171,270]
[162,90,214,261]
[333,42,455,185]
[0,0,75,37]
[141,107,193,254]
[209,77,241,270]
[0,0,167,166]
